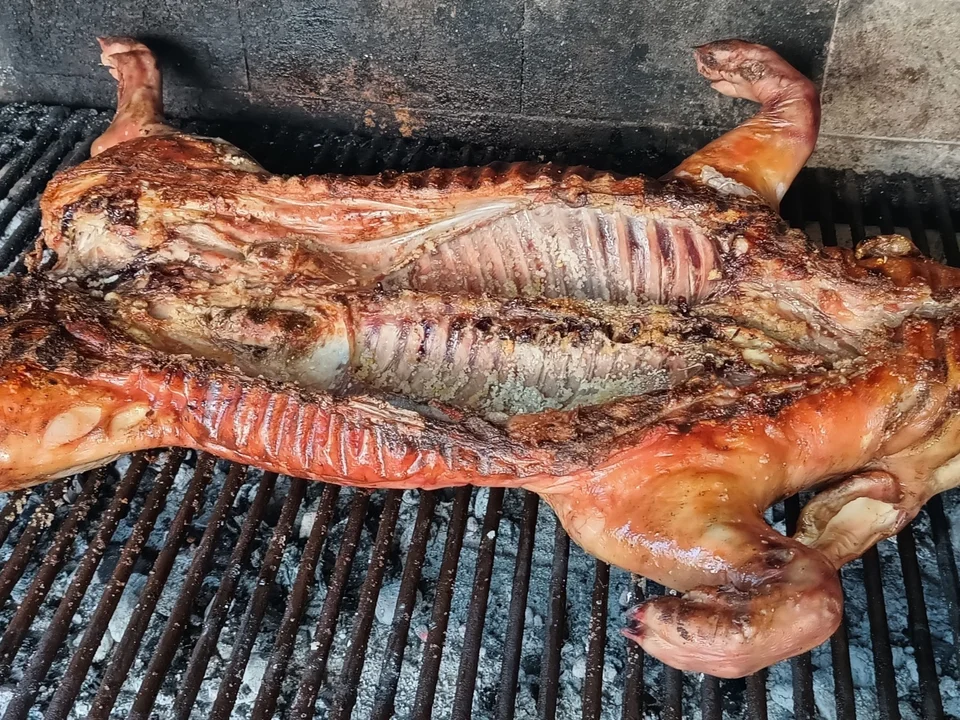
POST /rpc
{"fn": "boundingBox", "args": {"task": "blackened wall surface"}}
[1,0,957,177]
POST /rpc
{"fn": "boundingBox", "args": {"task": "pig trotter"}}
[624,533,842,678]
[794,471,907,568]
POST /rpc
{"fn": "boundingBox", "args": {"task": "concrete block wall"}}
[1,0,956,176]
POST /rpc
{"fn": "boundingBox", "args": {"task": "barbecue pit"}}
[0,104,957,719]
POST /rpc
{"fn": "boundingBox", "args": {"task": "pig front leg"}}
[794,471,909,567]
[796,403,960,568]
[539,472,843,679]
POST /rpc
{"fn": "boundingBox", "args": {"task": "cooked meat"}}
[103,269,824,416]
[9,35,960,679]
[3,272,960,681]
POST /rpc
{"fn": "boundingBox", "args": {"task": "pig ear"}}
[663,40,821,213]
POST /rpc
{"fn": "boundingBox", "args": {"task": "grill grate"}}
[0,103,959,719]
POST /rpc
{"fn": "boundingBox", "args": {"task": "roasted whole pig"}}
[6,36,960,678]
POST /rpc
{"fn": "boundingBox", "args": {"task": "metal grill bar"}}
[171,471,280,719]
[701,673,721,720]
[44,450,195,720]
[0,110,43,162]
[0,108,69,197]
[927,498,960,674]
[2,451,177,720]
[898,186,950,720]
[288,489,371,720]
[410,486,471,720]
[494,491,540,720]
[897,524,945,718]
[129,462,249,720]
[0,479,69,608]
[85,453,218,719]
[370,490,439,720]
[783,495,815,720]
[210,478,308,719]
[621,577,645,720]
[0,491,29,549]
[250,483,341,720]
[3,123,104,274]
[0,103,958,720]
[863,547,901,720]
[582,560,610,720]
[660,590,683,720]
[329,491,404,720]
[746,670,768,718]
[537,520,570,720]
[830,598,858,719]
[451,487,506,719]
[0,470,105,663]
[0,456,148,676]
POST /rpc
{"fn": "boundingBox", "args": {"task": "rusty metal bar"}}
[494,491,540,720]
[0,490,30,550]
[896,524,945,719]
[371,490,439,720]
[582,560,610,720]
[538,520,570,720]
[784,495,815,719]
[701,676,721,720]
[209,477,308,720]
[2,451,180,720]
[0,479,69,608]
[288,489,372,720]
[44,450,198,720]
[250,483,342,720]
[0,470,105,668]
[128,463,248,720]
[328,491,404,720]
[170,471,279,720]
[746,669,768,720]
[410,486,472,720]
[621,576,645,720]
[0,456,147,677]
[862,547,901,720]
[451,487,507,720]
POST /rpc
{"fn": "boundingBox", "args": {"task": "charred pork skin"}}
[11,36,960,678]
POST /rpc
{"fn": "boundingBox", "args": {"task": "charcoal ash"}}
[0,450,958,719]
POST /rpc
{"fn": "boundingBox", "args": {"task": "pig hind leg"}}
[665,40,820,211]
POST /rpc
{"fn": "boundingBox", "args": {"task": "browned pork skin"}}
[18,36,960,678]
[37,38,959,350]
[664,40,820,210]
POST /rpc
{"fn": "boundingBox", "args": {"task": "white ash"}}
[0,452,958,720]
